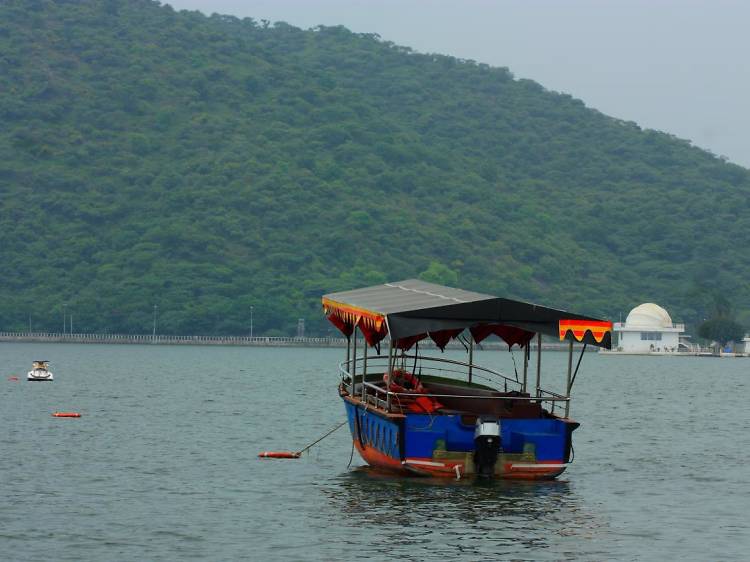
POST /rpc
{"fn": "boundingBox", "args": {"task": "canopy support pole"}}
[522,343,529,393]
[384,318,394,412]
[346,333,351,375]
[569,343,587,391]
[565,339,573,418]
[535,333,542,399]
[361,339,368,401]
[468,337,474,384]
[386,338,394,412]
[351,328,358,396]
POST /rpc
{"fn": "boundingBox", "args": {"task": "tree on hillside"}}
[697,293,746,347]
[419,261,459,287]
[1,0,750,336]
[690,290,746,347]
[697,317,745,347]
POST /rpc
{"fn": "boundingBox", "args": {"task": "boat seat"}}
[419,381,542,418]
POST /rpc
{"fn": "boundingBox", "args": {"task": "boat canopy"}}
[322,279,612,350]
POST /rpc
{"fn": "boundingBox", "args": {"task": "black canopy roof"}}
[322,279,612,349]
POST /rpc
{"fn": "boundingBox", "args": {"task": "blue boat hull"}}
[343,397,577,479]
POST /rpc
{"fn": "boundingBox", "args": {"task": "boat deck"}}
[339,353,570,420]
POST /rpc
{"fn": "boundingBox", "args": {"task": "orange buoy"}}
[258,421,347,460]
[52,412,81,418]
[8,376,19,381]
[258,451,301,459]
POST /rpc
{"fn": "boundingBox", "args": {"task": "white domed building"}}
[613,303,684,354]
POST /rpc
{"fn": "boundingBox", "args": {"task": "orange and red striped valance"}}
[558,319,612,343]
[322,297,388,346]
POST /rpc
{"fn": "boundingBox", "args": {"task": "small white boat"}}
[27,360,54,382]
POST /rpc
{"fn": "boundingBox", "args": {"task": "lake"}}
[1,343,748,560]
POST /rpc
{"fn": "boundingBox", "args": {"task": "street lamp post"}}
[63,303,67,335]
[250,306,254,339]
[152,304,158,338]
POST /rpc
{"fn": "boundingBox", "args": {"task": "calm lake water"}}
[1,343,748,561]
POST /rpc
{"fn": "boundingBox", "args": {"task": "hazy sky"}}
[165,0,750,169]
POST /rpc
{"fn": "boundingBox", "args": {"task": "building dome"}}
[625,303,673,328]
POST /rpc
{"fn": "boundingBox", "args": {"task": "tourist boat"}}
[27,360,54,382]
[322,279,612,480]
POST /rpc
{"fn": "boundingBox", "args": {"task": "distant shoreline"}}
[0,332,348,348]
[0,331,573,351]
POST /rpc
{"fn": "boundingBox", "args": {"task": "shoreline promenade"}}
[0,331,348,347]
[0,331,567,351]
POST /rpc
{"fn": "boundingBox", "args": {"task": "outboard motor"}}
[474,416,501,478]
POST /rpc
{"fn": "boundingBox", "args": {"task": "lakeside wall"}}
[0,331,574,351]
[0,331,348,347]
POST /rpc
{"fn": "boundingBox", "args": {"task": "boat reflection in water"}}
[322,280,612,480]
[320,467,604,557]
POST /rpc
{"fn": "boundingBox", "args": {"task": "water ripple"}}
[1,345,748,560]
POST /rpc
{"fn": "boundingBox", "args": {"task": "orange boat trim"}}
[355,444,568,480]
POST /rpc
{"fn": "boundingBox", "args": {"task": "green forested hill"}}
[1,0,749,336]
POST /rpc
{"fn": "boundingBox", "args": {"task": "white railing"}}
[0,332,347,346]
[339,354,570,415]
[613,322,685,331]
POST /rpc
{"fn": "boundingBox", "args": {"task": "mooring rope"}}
[259,420,348,459]
[346,438,355,468]
[297,420,348,455]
